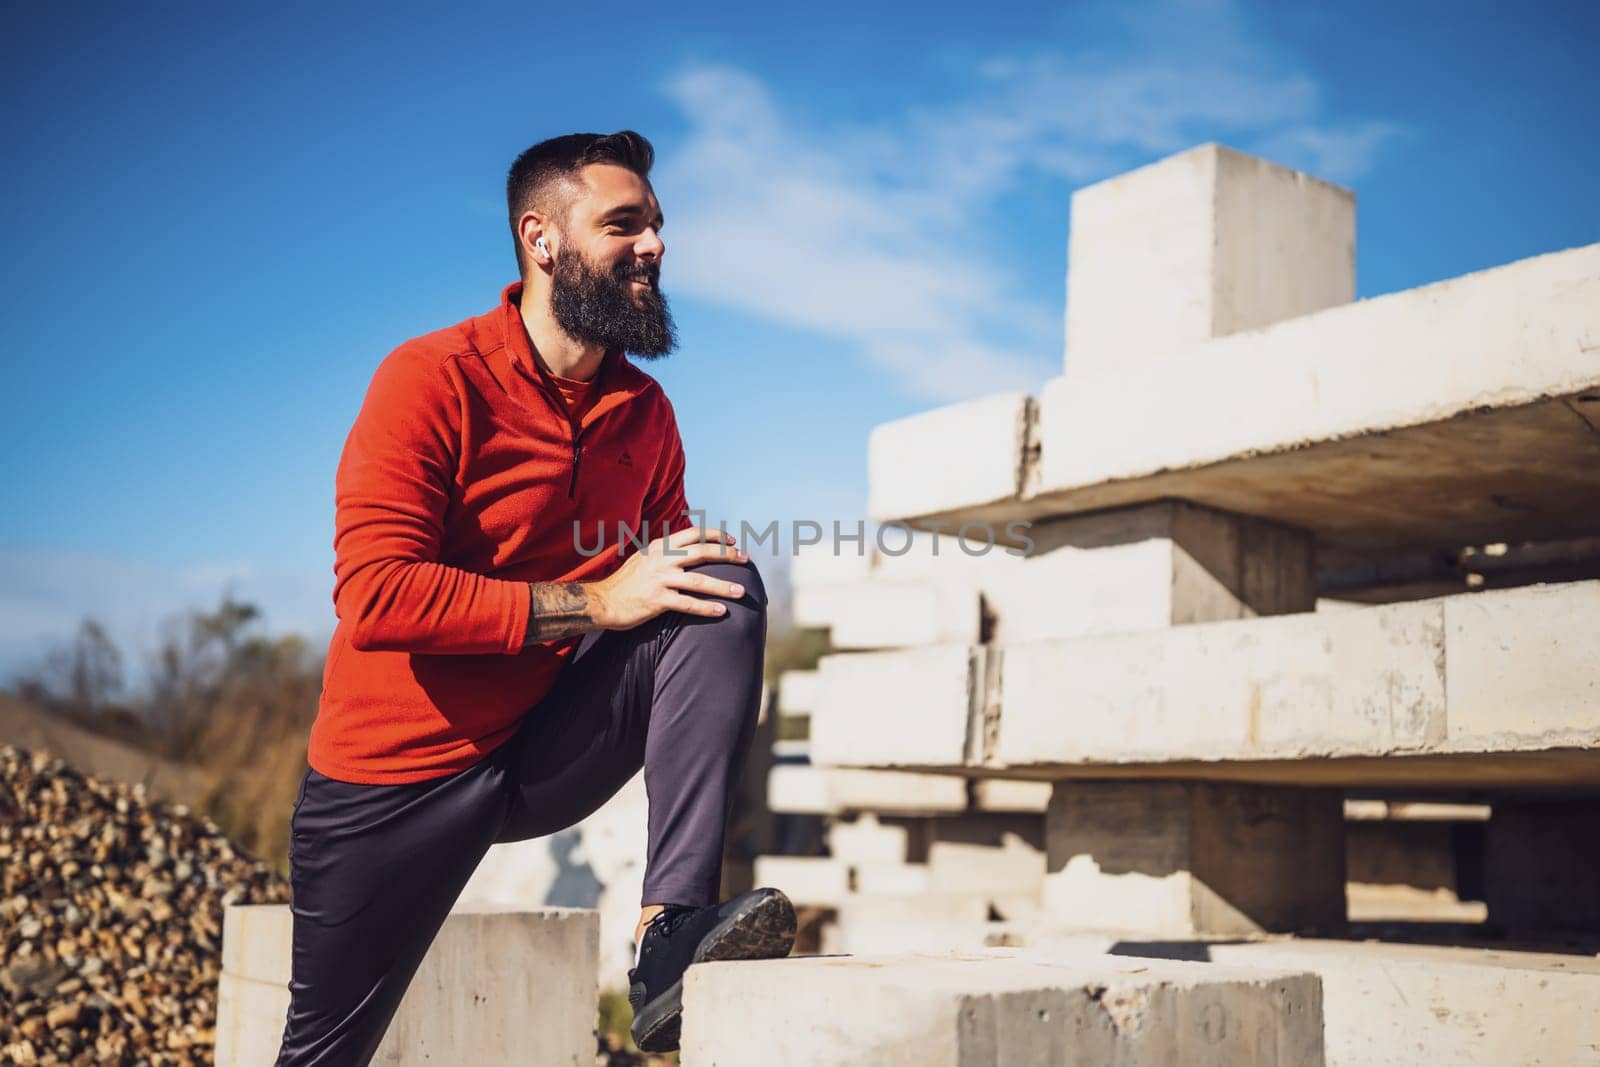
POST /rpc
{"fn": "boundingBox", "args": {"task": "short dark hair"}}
[506,131,656,275]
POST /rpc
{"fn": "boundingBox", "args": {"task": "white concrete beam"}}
[752,855,850,909]
[826,813,911,865]
[776,669,821,717]
[996,580,1600,784]
[868,392,1033,523]
[811,644,981,768]
[815,582,1600,788]
[871,242,1600,554]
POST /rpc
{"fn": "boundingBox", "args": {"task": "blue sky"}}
[2,0,1595,683]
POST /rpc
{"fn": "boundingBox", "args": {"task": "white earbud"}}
[536,237,551,259]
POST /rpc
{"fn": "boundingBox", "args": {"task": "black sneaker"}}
[627,886,797,1053]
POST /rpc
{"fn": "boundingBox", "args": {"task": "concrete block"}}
[973,779,1053,813]
[455,771,646,992]
[831,892,993,949]
[776,669,820,717]
[854,861,934,897]
[929,834,1046,923]
[767,764,969,816]
[803,502,1314,648]
[929,835,1046,900]
[819,913,1004,958]
[989,502,1315,643]
[771,737,810,759]
[908,812,1047,863]
[216,904,598,1067]
[219,898,292,983]
[868,392,1032,522]
[1209,940,1600,1067]
[753,855,850,908]
[994,598,1447,769]
[1065,144,1355,378]
[1020,933,1600,1067]
[826,813,910,865]
[1044,782,1345,937]
[680,949,1325,1066]
[1445,581,1600,746]
[216,973,293,1067]
[812,644,980,769]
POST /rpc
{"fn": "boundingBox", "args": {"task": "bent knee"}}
[694,556,769,612]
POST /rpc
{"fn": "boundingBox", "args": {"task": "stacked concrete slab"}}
[763,659,1055,943]
[733,144,1600,1064]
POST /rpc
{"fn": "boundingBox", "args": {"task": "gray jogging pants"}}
[274,557,767,1066]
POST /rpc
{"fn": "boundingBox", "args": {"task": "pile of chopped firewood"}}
[1,746,289,1065]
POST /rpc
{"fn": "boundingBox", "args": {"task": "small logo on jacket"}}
[617,449,634,468]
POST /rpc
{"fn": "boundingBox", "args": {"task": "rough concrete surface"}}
[680,949,1324,1066]
[1065,143,1355,378]
[1019,933,1600,1067]
[216,904,598,1066]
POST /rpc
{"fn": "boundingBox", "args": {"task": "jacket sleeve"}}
[640,394,696,541]
[330,347,531,655]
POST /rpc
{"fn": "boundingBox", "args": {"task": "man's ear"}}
[518,211,553,267]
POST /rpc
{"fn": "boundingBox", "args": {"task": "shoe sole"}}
[632,888,797,1054]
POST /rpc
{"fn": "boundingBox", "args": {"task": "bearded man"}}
[276,131,795,1065]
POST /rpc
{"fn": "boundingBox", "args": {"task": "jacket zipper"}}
[527,350,612,500]
[567,430,584,499]
[533,381,586,500]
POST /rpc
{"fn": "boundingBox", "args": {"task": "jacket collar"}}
[495,280,652,426]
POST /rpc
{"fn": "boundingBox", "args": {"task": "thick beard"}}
[548,249,677,359]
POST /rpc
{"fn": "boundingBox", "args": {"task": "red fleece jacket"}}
[308,281,694,783]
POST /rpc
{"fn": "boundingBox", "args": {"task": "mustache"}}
[613,261,661,285]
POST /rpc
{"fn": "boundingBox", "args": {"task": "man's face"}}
[547,163,676,359]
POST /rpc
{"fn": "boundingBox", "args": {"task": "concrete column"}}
[1064,142,1355,377]
[990,500,1316,643]
[1484,797,1600,935]
[1044,781,1346,937]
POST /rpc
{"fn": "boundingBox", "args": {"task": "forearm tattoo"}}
[524,582,600,646]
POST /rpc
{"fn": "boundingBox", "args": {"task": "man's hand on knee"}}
[589,527,750,630]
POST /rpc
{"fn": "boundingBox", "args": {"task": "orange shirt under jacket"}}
[308,281,695,784]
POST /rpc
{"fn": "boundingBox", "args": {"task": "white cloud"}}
[1251,122,1408,185]
[654,2,1400,402]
